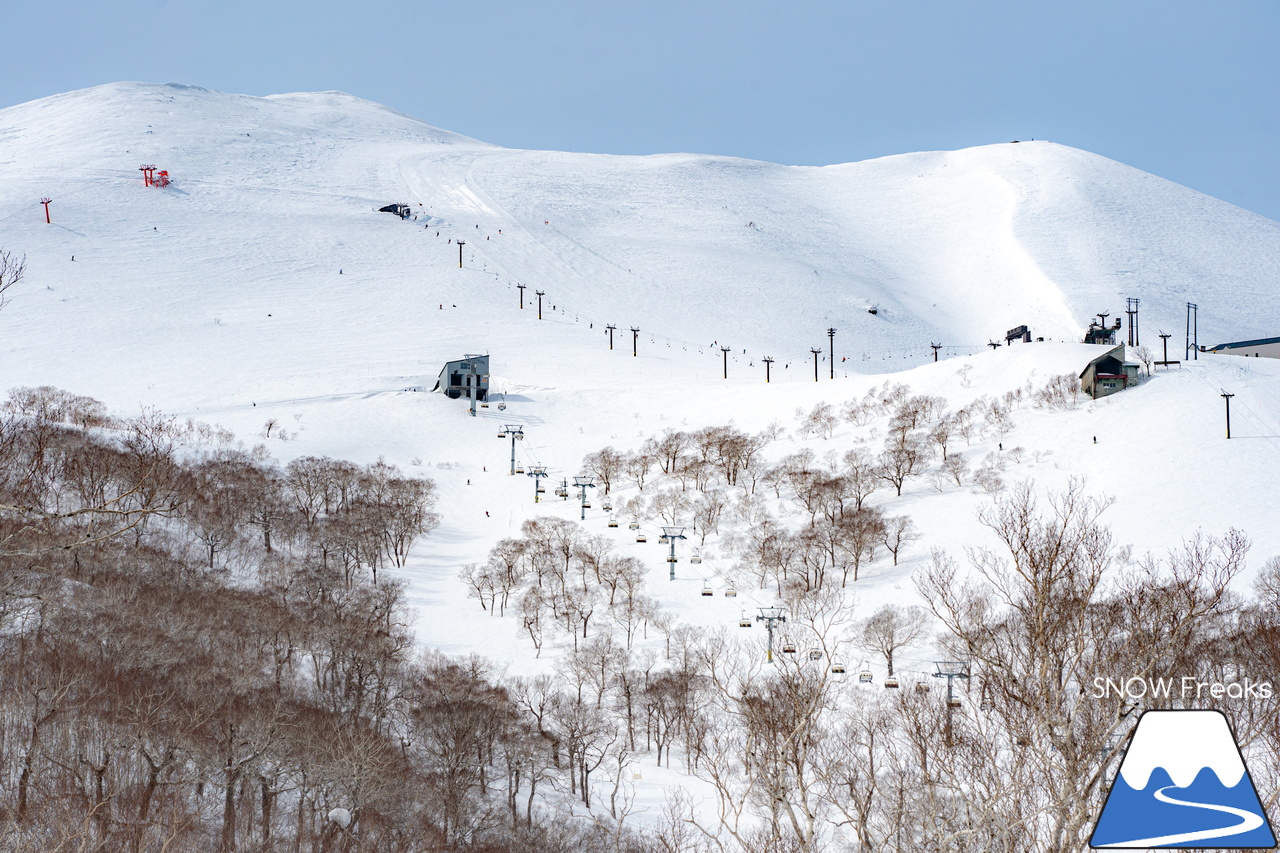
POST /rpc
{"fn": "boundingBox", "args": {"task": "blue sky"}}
[3,0,1279,220]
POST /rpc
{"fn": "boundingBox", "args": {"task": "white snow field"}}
[3,83,1280,817]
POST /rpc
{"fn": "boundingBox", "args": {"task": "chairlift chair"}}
[667,555,677,563]
[480,402,489,408]
[602,499,613,511]
[808,649,823,661]
[628,521,640,530]
[555,487,568,498]
[608,517,618,528]
[724,588,738,598]
[582,501,591,509]
[701,585,714,596]
[635,532,647,543]
[690,554,703,565]
[947,697,961,709]
[739,613,752,628]
[658,535,670,545]
[884,677,900,689]
[515,466,525,474]
[782,643,797,654]
[858,671,873,685]
[498,429,507,438]
[831,660,847,675]
[916,681,930,694]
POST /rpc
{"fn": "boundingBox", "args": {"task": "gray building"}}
[1206,336,1280,359]
[1080,344,1139,399]
[434,354,489,405]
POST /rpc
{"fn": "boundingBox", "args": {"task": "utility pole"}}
[661,526,686,581]
[527,466,547,502]
[498,425,524,474]
[933,661,971,747]
[930,343,942,362]
[535,290,545,320]
[721,346,730,379]
[763,356,774,382]
[631,327,640,357]
[1126,298,1140,346]
[1187,302,1199,360]
[606,324,616,350]
[810,348,822,382]
[517,283,526,309]
[1155,332,1180,369]
[573,475,596,520]
[40,197,52,224]
[457,240,465,268]
[1221,390,1234,439]
[756,606,787,663]
[827,328,837,378]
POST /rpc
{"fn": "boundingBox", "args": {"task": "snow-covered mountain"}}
[2,80,1279,665]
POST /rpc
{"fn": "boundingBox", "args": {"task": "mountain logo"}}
[1090,709,1276,849]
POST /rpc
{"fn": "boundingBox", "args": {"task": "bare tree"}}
[859,604,931,676]
[0,248,24,312]
[879,514,920,565]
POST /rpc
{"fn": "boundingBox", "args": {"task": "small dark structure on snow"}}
[434,354,489,416]
[1084,314,1122,346]
[379,203,411,219]
[1005,324,1032,345]
[1080,344,1139,399]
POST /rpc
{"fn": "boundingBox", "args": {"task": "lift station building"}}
[434,354,490,403]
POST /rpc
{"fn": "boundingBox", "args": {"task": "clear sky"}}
[3,0,1279,220]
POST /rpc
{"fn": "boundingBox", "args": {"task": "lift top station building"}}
[434,354,489,416]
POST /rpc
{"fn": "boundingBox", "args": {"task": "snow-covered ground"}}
[3,84,1280,815]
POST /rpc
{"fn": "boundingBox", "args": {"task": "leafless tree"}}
[0,248,24,312]
[859,604,931,676]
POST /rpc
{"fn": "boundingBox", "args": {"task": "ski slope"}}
[2,80,1279,673]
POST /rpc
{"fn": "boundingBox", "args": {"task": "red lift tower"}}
[40,198,52,223]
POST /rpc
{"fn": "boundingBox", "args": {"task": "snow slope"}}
[1,80,1279,673]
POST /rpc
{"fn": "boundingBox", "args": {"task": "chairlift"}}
[480,402,489,408]
[857,661,873,683]
[782,643,797,655]
[628,521,640,530]
[724,587,738,598]
[808,649,823,661]
[515,466,525,474]
[916,681,930,694]
[701,585,714,597]
[667,556,677,563]
[555,487,568,498]
[831,660,847,675]
[536,485,545,494]
[608,517,618,528]
[690,554,703,565]
[498,429,507,438]
[582,500,591,509]
[636,532,647,543]
[884,677,900,689]
[659,535,670,545]
[602,499,613,511]
[980,698,993,712]
[739,613,752,628]
[947,696,961,709]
